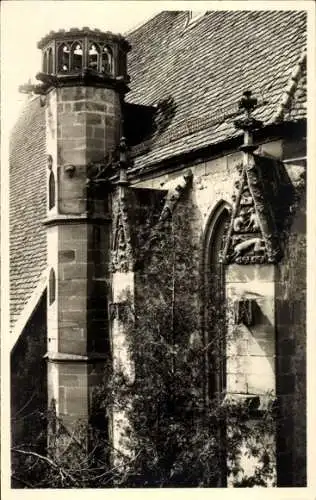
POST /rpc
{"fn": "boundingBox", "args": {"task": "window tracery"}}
[58,43,70,72]
[101,46,113,74]
[48,171,56,210]
[72,42,83,71]
[49,268,56,305]
[88,43,100,70]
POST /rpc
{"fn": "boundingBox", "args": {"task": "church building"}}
[10,10,307,487]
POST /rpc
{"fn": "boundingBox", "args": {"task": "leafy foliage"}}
[11,204,276,488]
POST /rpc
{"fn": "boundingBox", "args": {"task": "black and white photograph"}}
[2,0,314,493]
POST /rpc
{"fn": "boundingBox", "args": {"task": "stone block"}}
[87,138,105,150]
[62,124,86,138]
[60,86,86,101]
[226,338,248,356]
[94,127,105,139]
[63,387,88,417]
[59,292,87,312]
[59,337,87,355]
[58,309,84,325]
[59,279,86,297]
[59,224,88,243]
[61,263,87,281]
[86,113,103,126]
[247,336,275,357]
[58,249,76,263]
[226,355,248,375]
[226,264,275,283]
[246,370,275,394]
[226,373,247,393]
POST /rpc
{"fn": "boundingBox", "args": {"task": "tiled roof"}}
[10,97,47,327]
[126,10,307,170]
[9,10,307,328]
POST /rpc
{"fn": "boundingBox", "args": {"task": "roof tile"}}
[127,10,306,168]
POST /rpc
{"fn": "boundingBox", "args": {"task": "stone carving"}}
[109,301,130,322]
[157,170,193,226]
[111,193,133,273]
[222,158,281,265]
[147,170,193,247]
[234,299,255,326]
[232,237,264,259]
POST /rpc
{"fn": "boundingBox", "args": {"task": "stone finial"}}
[234,90,262,133]
[238,90,258,116]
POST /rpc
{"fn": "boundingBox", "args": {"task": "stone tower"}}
[34,28,131,451]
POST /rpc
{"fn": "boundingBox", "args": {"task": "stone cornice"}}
[44,352,109,362]
[43,214,111,226]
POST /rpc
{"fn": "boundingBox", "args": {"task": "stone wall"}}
[275,173,306,486]
[133,136,306,485]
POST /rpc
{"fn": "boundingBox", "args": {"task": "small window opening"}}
[49,171,56,210]
[43,51,48,73]
[47,48,53,74]
[88,43,100,71]
[58,44,70,72]
[49,268,56,305]
[101,46,113,74]
[72,42,83,71]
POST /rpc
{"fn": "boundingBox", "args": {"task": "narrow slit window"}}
[47,48,53,74]
[72,42,83,71]
[43,51,48,73]
[101,46,113,74]
[88,43,100,71]
[58,43,70,72]
[48,171,56,210]
[49,268,56,305]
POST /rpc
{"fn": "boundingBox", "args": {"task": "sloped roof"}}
[9,10,307,329]
[10,97,47,327]
[126,10,306,171]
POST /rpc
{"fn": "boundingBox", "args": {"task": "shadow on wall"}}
[11,292,48,488]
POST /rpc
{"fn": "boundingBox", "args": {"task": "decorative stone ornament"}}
[234,299,255,326]
[19,27,131,96]
[111,138,134,273]
[221,91,281,265]
[111,197,134,273]
[47,154,53,170]
[109,302,130,322]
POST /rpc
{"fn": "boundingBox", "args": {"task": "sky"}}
[1,1,167,138]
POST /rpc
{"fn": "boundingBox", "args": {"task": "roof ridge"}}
[272,44,307,123]
[124,11,175,37]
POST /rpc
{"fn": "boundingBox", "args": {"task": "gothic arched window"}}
[101,46,113,74]
[204,202,231,401]
[47,47,53,74]
[49,268,56,306]
[43,51,48,73]
[88,43,100,71]
[72,42,83,71]
[48,171,56,210]
[58,43,70,72]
